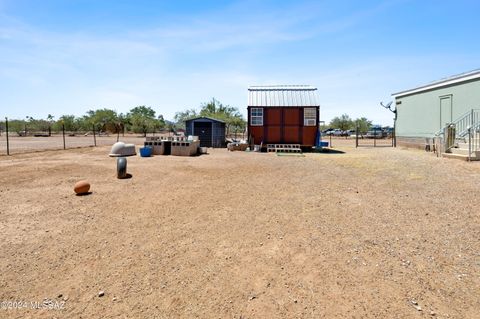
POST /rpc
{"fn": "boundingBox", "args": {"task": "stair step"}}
[442,153,472,161]
[450,148,480,157]
[450,148,470,156]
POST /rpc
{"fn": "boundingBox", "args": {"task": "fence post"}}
[329,133,332,148]
[393,123,396,147]
[356,126,359,148]
[93,124,97,146]
[468,127,472,162]
[5,117,9,155]
[62,123,66,150]
[374,129,377,147]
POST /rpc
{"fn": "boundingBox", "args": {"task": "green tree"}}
[354,117,372,134]
[174,108,198,128]
[56,115,80,133]
[155,115,166,132]
[127,106,157,137]
[198,98,245,136]
[3,119,25,134]
[46,114,55,135]
[116,113,130,136]
[330,114,354,131]
[229,116,246,138]
[85,108,119,133]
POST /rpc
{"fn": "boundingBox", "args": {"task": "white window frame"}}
[251,108,263,126]
[304,108,316,126]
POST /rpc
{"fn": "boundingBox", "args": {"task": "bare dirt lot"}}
[0,134,148,155]
[0,142,479,318]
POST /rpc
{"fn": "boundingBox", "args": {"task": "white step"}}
[442,153,480,161]
[450,148,470,156]
[446,148,480,160]
[451,147,480,155]
[442,153,470,161]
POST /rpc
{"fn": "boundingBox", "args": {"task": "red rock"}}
[74,180,90,194]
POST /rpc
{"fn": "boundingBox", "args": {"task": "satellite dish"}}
[380,101,396,114]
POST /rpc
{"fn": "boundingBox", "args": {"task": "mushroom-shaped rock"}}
[109,142,136,157]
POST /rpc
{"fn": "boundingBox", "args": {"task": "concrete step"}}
[450,148,480,157]
[450,148,470,156]
[456,143,480,149]
[442,153,479,161]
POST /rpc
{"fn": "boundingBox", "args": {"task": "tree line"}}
[0,98,247,137]
[325,114,374,133]
[0,106,166,137]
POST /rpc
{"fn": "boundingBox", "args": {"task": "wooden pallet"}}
[267,144,302,153]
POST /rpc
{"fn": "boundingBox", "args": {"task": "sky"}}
[1,0,480,125]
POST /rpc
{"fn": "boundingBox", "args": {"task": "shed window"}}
[304,108,316,126]
[251,108,263,126]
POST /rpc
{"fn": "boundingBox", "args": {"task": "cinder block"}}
[171,140,199,156]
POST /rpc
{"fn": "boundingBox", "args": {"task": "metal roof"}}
[392,69,480,98]
[185,116,225,124]
[248,85,320,107]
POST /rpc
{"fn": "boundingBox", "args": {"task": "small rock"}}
[112,297,117,302]
[98,291,105,297]
[430,310,436,316]
[57,293,63,298]
[410,301,422,311]
[63,296,69,301]
[294,299,298,303]
[248,295,256,301]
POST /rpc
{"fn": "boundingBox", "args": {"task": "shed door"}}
[440,95,453,129]
[194,122,212,147]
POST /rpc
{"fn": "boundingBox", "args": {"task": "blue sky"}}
[1,0,479,125]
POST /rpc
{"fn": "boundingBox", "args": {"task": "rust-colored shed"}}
[247,85,320,148]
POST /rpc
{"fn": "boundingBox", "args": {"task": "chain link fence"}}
[0,118,169,155]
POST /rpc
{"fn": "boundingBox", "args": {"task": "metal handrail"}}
[435,108,480,137]
[457,109,480,137]
[467,122,480,160]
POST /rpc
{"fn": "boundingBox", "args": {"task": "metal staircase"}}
[435,109,480,161]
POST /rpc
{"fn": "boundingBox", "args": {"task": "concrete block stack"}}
[144,135,199,156]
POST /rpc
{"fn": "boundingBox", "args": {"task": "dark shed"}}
[185,117,226,148]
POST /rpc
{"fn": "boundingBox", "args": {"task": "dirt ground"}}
[0,134,149,155]
[0,142,479,318]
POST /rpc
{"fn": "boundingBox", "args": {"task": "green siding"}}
[395,79,480,137]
